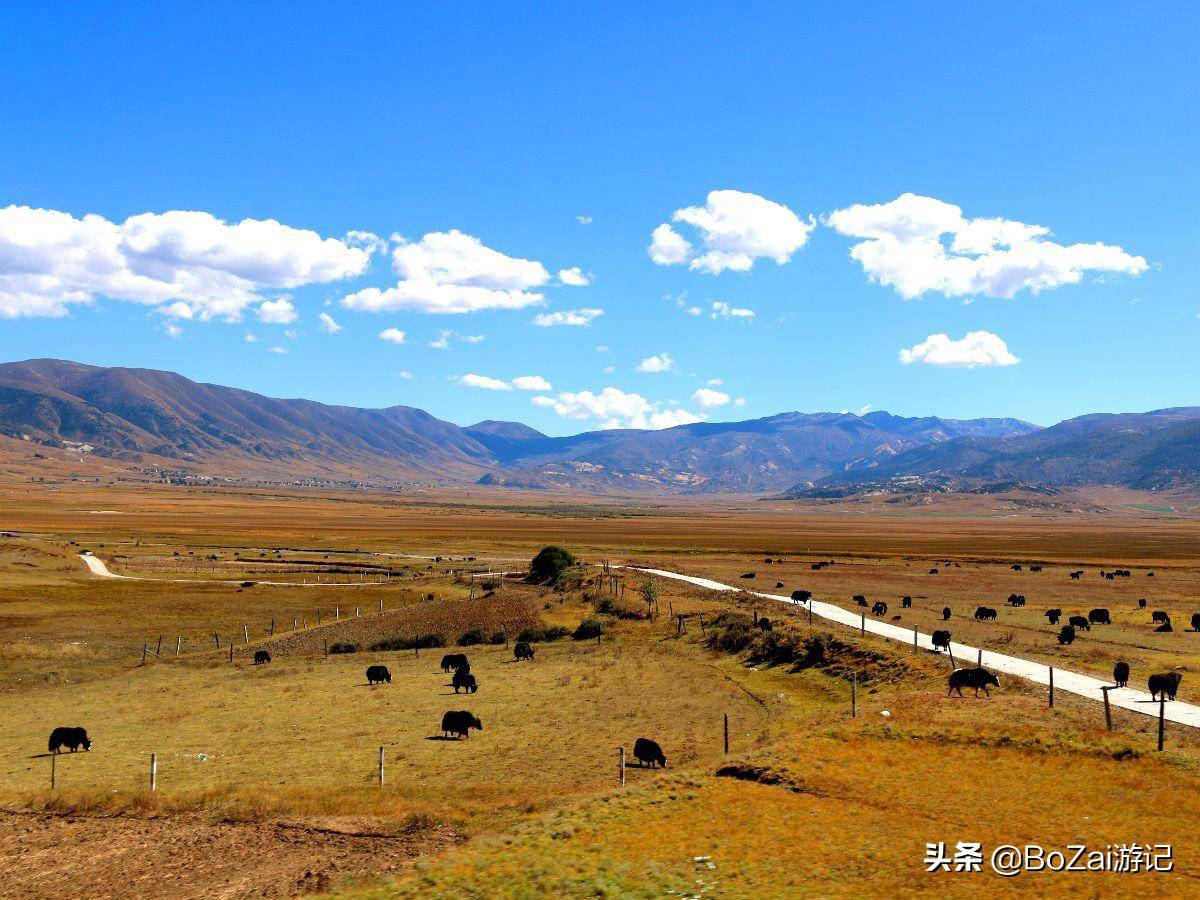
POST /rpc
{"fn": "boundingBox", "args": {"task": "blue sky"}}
[1,2,1196,434]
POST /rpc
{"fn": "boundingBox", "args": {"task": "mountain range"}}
[2,358,1197,495]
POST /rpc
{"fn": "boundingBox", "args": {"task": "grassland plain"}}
[4,478,1200,896]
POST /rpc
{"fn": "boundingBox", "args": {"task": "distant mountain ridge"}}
[7,358,1197,494]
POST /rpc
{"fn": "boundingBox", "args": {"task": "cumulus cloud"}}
[512,375,552,391]
[532,307,604,327]
[637,352,675,373]
[557,267,591,286]
[456,373,513,391]
[396,370,413,379]
[268,346,288,355]
[341,229,570,315]
[898,330,1019,368]
[429,330,452,349]
[257,297,297,324]
[532,386,705,430]
[0,206,372,319]
[575,215,593,225]
[163,323,183,339]
[344,230,386,255]
[429,329,484,348]
[649,190,813,274]
[710,301,755,320]
[379,327,407,345]
[826,193,1148,299]
[707,378,723,386]
[317,311,342,334]
[692,387,730,409]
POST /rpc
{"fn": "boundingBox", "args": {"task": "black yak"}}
[1007,594,1026,607]
[941,607,951,621]
[1156,621,1174,633]
[1192,613,1200,632]
[1148,672,1182,701]
[1045,609,1062,625]
[872,602,888,616]
[1139,598,1147,608]
[441,710,483,739]
[974,607,997,621]
[366,664,392,685]
[1058,625,1076,645]
[441,653,469,673]
[1030,565,1043,572]
[1152,611,1171,625]
[854,595,868,607]
[1069,615,1091,631]
[901,596,912,609]
[947,667,1000,698]
[514,641,535,661]
[1012,564,1022,571]
[929,568,939,575]
[633,737,667,768]
[740,572,756,579]
[931,630,951,652]
[1088,608,1112,625]
[775,581,785,589]
[48,726,91,754]
[253,650,271,665]
[1070,571,1083,580]
[791,590,811,604]
[452,670,478,693]
[1113,661,1129,688]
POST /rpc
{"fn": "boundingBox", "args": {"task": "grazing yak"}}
[872,602,888,616]
[441,653,469,673]
[1007,594,1026,607]
[931,630,952,652]
[1070,570,1083,580]
[901,596,912,609]
[974,607,997,621]
[1011,564,1022,571]
[253,650,271,665]
[1030,565,1043,573]
[513,641,535,661]
[48,726,91,754]
[941,607,951,621]
[1045,609,1062,625]
[441,710,483,739]
[1057,625,1076,645]
[947,667,1000,698]
[929,568,939,575]
[452,669,478,693]
[740,572,756,579]
[1113,661,1130,688]
[633,737,667,768]
[1139,599,1148,609]
[1192,613,1200,632]
[1149,672,1182,702]
[1152,611,1171,625]
[366,664,392,685]
[1089,608,1112,625]
[1157,621,1174,633]
[854,595,868,607]
[775,581,785,589]
[1068,615,1091,631]
[791,590,811,604]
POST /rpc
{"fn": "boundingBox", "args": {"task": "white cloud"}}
[734,397,746,407]
[603,365,615,374]
[462,333,485,343]
[575,215,593,225]
[342,230,568,315]
[557,267,591,286]
[512,375,553,391]
[648,224,692,266]
[344,230,386,255]
[163,323,182,338]
[0,206,372,319]
[649,190,813,274]
[710,301,755,320]
[396,370,413,379]
[692,387,731,409]
[707,378,723,386]
[898,330,1019,368]
[429,329,452,349]
[318,311,342,334]
[532,307,604,327]
[429,329,484,349]
[456,373,513,391]
[257,297,297,324]
[268,345,288,354]
[596,345,609,352]
[826,193,1148,299]
[637,352,676,373]
[379,327,407,345]
[244,332,259,343]
[532,386,705,430]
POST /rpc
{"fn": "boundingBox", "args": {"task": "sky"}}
[1,2,1197,435]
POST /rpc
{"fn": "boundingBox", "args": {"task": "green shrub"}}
[488,631,507,645]
[369,633,448,652]
[528,546,576,584]
[572,618,604,641]
[329,641,359,654]
[457,628,488,647]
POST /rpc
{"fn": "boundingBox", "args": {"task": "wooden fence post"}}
[1158,696,1166,751]
[379,598,384,613]
[50,752,56,790]
[1102,686,1113,730]
[324,639,329,659]
[243,624,249,642]
[293,618,298,631]
[175,636,181,656]
[619,746,626,786]
[270,619,275,636]
[156,636,163,656]
[860,612,865,636]
[142,643,148,664]
[723,713,729,754]
[947,646,956,670]
[229,642,234,663]
[213,632,220,649]
[149,753,157,792]
[977,648,983,668]
[356,606,360,617]
[913,626,918,653]
[1049,666,1055,708]
[379,746,385,786]
[336,606,340,621]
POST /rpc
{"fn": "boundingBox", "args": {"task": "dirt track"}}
[0,809,461,898]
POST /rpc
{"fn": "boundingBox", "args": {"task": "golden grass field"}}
[4,477,1200,896]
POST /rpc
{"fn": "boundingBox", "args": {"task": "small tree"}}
[640,575,661,620]
[529,546,576,584]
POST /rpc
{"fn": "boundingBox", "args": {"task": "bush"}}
[369,633,447,652]
[517,625,571,643]
[529,546,576,584]
[458,628,488,646]
[572,618,604,641]
[705,613,755,654]
[329,641,359,654]
[596,597,646,620]
[488,630,507,645]
[481,579,500,591]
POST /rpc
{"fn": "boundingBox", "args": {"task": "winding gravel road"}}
[630,566,1200,731]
